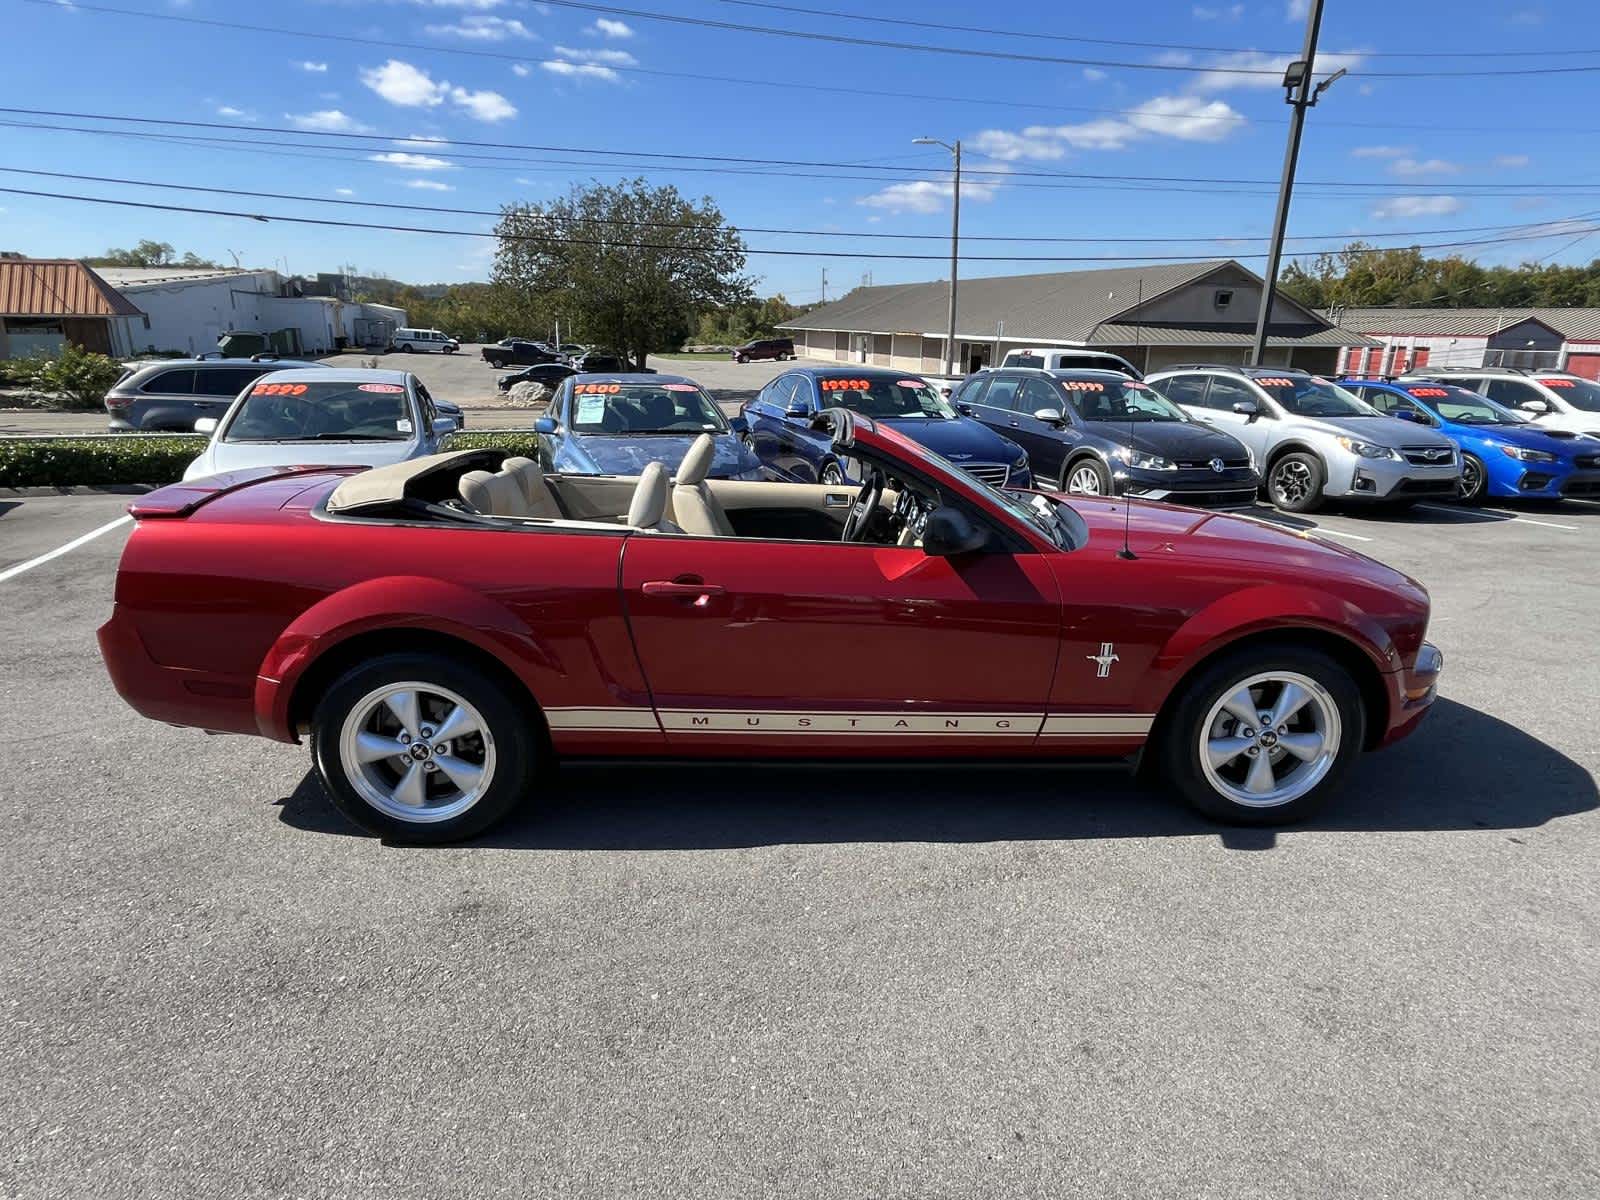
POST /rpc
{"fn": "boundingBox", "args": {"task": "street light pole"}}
[1250,0,1343,367]
[914,137,962,376]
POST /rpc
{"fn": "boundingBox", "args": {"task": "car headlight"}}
[1336,436,1400,461]
[1113,447,1176,470]
[1500,444,1557,463]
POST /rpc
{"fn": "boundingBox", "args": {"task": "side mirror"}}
[533,416,558,435]
[1032,407,1065,424]
[922,506,988,557]
[1392,408,1419,422]
[1520,399,1552,414]
[955,402,974,416]
[1232,400,1260,421]
[433,415,458,435]
[784,402,811,418]
[193,417,219,434]
[729,414,749,435]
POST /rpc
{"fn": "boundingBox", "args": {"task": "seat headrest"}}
[459,469,525,516]
[628,461,670,528]
[501,456,545,505]
[677,433,717,486]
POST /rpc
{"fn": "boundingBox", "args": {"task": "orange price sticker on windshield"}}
[356,383,405,393]
[1537,378,1575,387]
[820,378,870,391]
[663,383,698,392]
[252,382,308,396]
[1256,377,1296,387]
[1407,387,1449,398]
[1059,380,1105,392]
[574,383,622,394]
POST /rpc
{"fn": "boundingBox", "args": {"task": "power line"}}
[4,164,1591,249]
[3,109,1593,196]
[707,0,1600,59]
[2,184,1594,264]
[22,3,1600,133]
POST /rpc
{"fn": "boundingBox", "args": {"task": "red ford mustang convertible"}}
[99,413,1441,842]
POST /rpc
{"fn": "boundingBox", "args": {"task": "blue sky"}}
[4,0,1597,302]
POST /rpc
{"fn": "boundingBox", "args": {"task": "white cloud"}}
[411,0,508,7]
[1287,0,1310,16]
[1082,67,1107,81]
[541,59,620,83]
[362,59,446,107]
[1152,50,1193,67]
[1493,153,1531,168]
[286,109,373,133]
[335,187,355,196]
[216,105,256,122]
[1508,7,1545,25]
[857,175,999,215]
[1388,157,1461,176]
[512,62,531,76]
[296,60,328,73]
[425,14,535,40]
[368,151,455,170]
[551,44,636,66]
[1350,144,1411,158]
[448,85,517,121]
[592,17,632,37]
[405,179,456,191]
[1190,49,1365,92]
[1372,195,1463,219]
[360,59,516,120]
[973,93,1242,159]
[1193,3,1243,18]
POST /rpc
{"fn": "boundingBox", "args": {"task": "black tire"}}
[1457,452,1488,505]
[400,343,414,353]
[1158,644,1366,826]
[310,652,538,844]
[1267,451,1326,513]
[1061,456,1113,496]
[735,354,748,364]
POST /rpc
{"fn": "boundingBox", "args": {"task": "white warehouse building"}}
[97,267,407,358]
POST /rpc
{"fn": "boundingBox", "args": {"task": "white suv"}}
[1000,348,1141,378]
[1146,365,1460,512]
[392,327,459,354]
[1427,368,1600,439]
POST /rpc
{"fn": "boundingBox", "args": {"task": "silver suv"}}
[1146,365,1460,512]
[104,356,322,432]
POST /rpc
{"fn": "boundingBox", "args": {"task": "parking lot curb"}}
[0,484,155,497]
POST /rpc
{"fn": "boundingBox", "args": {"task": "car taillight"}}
[105,394,132,409]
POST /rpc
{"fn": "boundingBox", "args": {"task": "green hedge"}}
[0,431,541,488]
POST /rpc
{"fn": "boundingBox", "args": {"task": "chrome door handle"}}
[641,580,725,603]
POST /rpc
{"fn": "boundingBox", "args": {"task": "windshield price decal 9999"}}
[252,382,308,396]
[1255,377,1297,387]
[820,379,871,392]
[1408,387,1450,398]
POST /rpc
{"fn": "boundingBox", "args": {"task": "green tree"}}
[1279,240,1600,310]
[84,240,220,269]
[493,179,752,367]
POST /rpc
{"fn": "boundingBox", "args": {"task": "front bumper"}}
[1326,452,1460,501]
[1119,465,1260,508]
[1378,640,1443,748]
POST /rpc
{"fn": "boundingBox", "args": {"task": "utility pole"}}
[820,267,829,304]
[914,136,962,376]
[1249,0,1345,366]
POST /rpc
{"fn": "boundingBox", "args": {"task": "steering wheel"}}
[841,470,884,542]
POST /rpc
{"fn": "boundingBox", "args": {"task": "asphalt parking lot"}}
[3,490,1599,1199]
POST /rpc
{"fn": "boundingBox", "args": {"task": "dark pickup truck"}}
[482,339,560,368]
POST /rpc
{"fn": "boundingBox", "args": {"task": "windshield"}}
[1536,377,1600,412]
[221,379,413,442]
[1060,377,1188,422]
[817,375,956,419]
[1255,375,1374,418]
[1405,384,1520,425]
[568,381,729,434]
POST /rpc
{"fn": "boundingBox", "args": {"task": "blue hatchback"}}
[1341,377,1600,502]
[740,366,1032,489]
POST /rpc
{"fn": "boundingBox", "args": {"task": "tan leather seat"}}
[458,456,564,519]
[627,461,679,533]
[672,434,735,537]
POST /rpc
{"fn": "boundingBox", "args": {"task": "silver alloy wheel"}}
[1066,464,1104,494]
[338,681,497,824]
[1459,456,1483,500]
[1198,670,1341,808]
[821,462,846,486]
[1271,459,1314,505]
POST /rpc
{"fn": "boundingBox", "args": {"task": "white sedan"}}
[184,368,459,481]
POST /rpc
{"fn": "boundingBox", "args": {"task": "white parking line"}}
[1308,526,1374,543]
[1414,503,1578,532]
[0,515,132,583]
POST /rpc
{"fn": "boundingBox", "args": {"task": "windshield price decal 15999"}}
[1059,380,1105,392]
[1407,387,1450,398]
[1255,377,1297,387]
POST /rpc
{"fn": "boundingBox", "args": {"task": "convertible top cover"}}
[326,448,506,514]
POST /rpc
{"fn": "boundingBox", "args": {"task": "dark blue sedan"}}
[740,366,1031,488]
[533,373,763,478]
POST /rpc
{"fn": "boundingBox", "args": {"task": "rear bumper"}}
[97,605,261,736]
[1376,641,1443,748]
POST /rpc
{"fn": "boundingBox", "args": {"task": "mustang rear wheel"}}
[311,653,536,843]
[1159,645,1365,825]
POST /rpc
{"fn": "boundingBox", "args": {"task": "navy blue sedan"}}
[740,366,1031,488]
[533,374,763,479]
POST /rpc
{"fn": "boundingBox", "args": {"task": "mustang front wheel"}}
[311,653,536,842]
[1159,646,1365,825]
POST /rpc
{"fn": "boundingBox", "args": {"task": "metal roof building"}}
[0,258,145,359]
[1334,306,1600,379]
[778,259,1373,376]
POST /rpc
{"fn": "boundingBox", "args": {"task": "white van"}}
[1000,348,1140,378]
[392,328,460,355]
